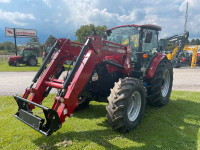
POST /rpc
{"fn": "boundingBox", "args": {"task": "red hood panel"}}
[9,56,22,59]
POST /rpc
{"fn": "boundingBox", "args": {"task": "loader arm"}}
[13,36,131,136]
[166,32,189,61]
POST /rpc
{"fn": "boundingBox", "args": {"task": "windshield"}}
[19,49,23,56]
[107,26,139,48]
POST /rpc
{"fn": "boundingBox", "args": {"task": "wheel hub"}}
[161,70,170,97]
[127,91,141,122]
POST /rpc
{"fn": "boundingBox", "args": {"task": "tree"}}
[190,39,196,45]
[195,39,200,45]
[2,41,15,51]
[0,44,5,50]
[75,24,107,43]
[27,37,40,47]
[45,35,56,46]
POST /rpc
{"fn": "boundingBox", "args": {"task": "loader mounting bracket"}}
[14,95,61,136]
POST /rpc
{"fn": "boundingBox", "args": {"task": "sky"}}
[0,0,200,44]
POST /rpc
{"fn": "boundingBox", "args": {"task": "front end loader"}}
[13,24,173,136]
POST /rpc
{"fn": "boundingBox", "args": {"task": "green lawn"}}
[0,58,72,72]
[0,58,42,72]
[0,91,200,150]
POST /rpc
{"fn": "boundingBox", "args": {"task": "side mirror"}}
[106,30,112,36]
[145,31,152,43]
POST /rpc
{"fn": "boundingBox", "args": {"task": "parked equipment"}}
[8,48,38,66]
[182,45,199,68]
[159,32,189,68]
[13,24,173,136]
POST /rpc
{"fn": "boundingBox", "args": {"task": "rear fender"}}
[146,53,166,79]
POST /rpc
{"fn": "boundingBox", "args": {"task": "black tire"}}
[172,60,181,68]
[147,58,173,106]
[14,60,20,67]
[106,77,145,132]
[74,97,90,111]
[28,57,38,66]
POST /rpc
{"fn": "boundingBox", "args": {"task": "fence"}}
[0,53,15,63]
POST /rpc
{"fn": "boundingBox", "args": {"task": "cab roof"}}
[108,24,162,31]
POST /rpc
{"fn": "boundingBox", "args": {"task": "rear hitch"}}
[14,95,61,136]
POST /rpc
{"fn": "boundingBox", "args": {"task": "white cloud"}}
[33,0,200,38]
[62,0,146,27]
[0,9,35,26]
[42,0,51,8]
[0,0,10,3]
[179,0,200,37]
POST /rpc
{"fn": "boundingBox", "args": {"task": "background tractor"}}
[13,24,173,136]
[8,48,38,66]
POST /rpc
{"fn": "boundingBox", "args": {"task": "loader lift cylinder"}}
[32,41,58,83]
[62,38,90,91]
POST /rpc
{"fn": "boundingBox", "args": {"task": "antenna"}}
[184,1,189,33]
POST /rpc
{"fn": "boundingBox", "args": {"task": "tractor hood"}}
[9,56,22,62]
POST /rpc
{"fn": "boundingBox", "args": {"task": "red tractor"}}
[13,24,173,136]
[8,48,38,66]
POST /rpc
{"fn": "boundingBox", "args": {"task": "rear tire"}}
[106,77,145,132]
[147,58,173,106]
[28,57,38,66]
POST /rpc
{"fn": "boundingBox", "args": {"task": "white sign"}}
[5,28,37,37]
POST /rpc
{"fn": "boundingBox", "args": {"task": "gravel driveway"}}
[0,67,200,96]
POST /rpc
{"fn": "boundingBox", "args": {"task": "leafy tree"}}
[75,24,107,43]
[45,35,56,46]
[2,41,15,51]
[190,39,196,45]
[195,39,200,45]
[27,37,40,47]
[0,44,5,50]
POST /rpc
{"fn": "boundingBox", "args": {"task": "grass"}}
[0,91,200,150]
[0,58,42,72]
[0,58,72,72]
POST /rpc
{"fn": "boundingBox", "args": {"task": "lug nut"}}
[63,108,68,115]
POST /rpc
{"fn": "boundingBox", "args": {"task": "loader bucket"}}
[13,95,61,136]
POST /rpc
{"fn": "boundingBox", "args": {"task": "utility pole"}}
[13,28,17,56]
[184,1,189,33]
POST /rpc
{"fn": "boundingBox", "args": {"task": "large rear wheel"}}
[106,77,145,132]
[147,58,173,106]
[28,57,38,66]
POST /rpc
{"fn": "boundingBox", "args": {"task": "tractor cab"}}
[106,24,161,73]
[19,48,36,62]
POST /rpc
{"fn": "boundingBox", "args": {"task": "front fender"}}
[146,53,166,79]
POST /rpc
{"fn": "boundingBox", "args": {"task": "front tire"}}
[106,77,145,132]
[147,58,173,106]
[14,60,20,67]
[74,97,90,111]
